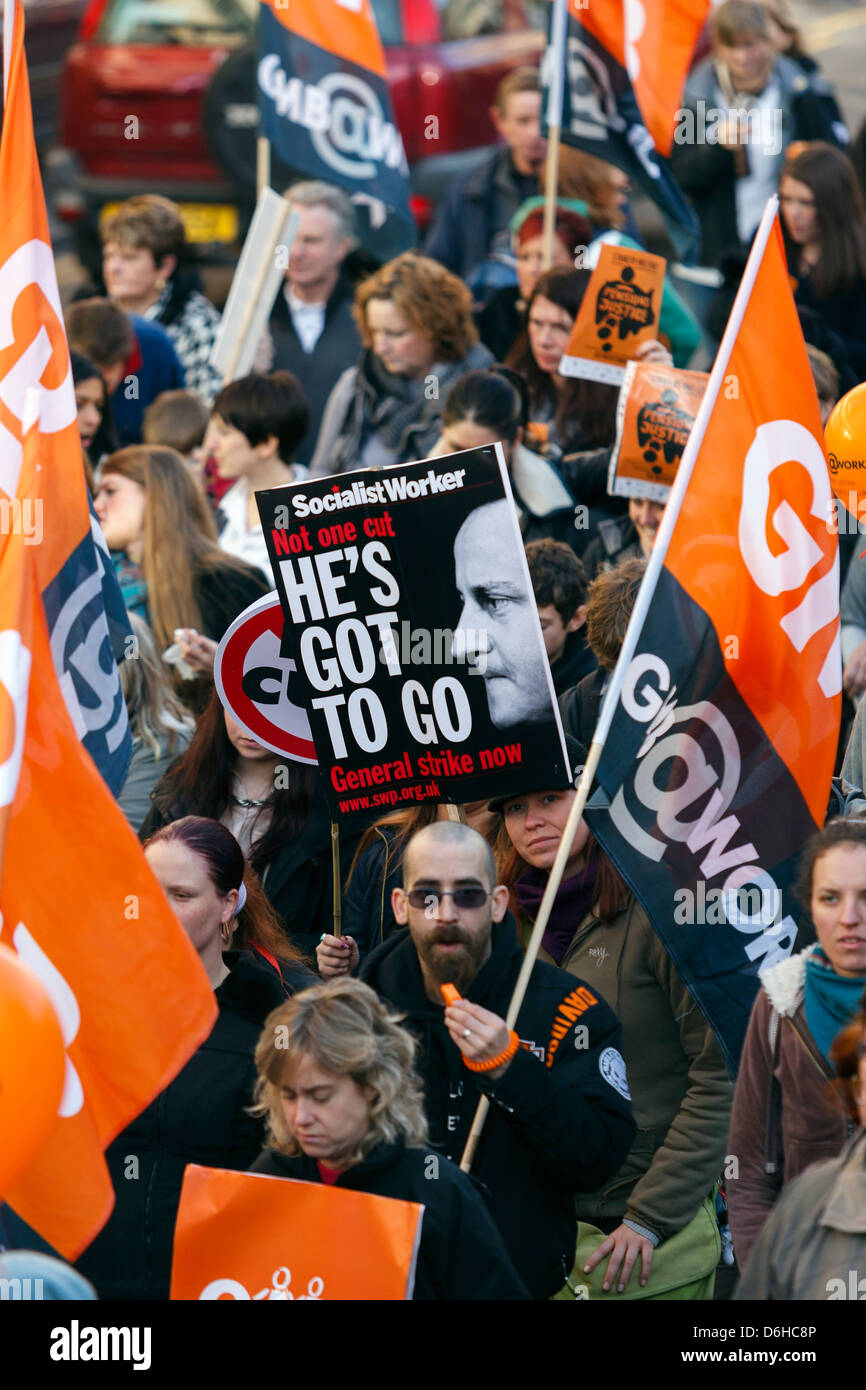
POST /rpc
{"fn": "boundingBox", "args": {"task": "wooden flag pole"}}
[460,195,783,1173]
[331,822,342,939]
[541,0,568,270]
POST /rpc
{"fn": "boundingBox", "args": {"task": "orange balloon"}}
[0,942,66,1198]
[825,383,866,520]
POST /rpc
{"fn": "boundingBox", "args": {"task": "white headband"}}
[234,881,247,916]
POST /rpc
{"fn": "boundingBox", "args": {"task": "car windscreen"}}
[97,0,403,47]
[97,0,258,46]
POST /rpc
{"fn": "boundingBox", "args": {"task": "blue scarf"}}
[111,551,150,625]
[804,947,866,1062]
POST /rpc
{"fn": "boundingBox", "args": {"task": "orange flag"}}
[0,0,87,585]
[577,0,711,157]
[0,0,132,793]
[0,419,217,1258]
[585,202,839,1071]
[664,216,839,816]
[170,1166,424,1301]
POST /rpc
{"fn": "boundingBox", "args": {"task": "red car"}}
[51,0,547,273]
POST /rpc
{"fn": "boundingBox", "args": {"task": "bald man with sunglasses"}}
[352,819,635,1300]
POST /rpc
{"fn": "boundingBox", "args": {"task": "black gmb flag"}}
[543,0,703,264]
[256,448,570,820]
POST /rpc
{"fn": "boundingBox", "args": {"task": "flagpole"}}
[3,0,16,107]
[460,195,781,1174]
[541,0,568,270]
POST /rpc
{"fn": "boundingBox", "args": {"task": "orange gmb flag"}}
[0,420,217,1260]
[170,1166,424,1301]
[1,0,132,794]
[0,0,88,591]
[664,215,840,824]
[587,206,839,1071]
[261,0,386,77]
[576,0,710,157]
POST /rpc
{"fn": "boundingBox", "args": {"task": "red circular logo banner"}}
[214,593,317,764]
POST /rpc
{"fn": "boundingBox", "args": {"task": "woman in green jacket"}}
[494,769,732,1299]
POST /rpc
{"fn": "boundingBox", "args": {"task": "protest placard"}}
[560,243,666,385]
[608,362,708,503]
[214,591,317,763]
[256,446,570,818]
[170,1166,422,1300]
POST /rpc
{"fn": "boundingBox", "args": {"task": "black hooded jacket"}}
[251,1143,528,1300]
[360,918,636,1298]
[550,627,597,698]
[74,948,311,1300]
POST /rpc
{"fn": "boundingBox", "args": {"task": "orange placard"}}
[609,362,708,502]
[560,243,666,385]
[170,1165,424,1301]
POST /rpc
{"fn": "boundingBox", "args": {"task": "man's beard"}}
[418,927,485,994]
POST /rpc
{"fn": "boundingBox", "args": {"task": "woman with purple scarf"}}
[491,739,732,1301]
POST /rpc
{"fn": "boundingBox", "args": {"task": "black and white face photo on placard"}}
[452,497,552,729]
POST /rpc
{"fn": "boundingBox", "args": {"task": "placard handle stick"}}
[217,200,299,385]
[330,822,342,939]
[256,135,271,199]
[460,739,603,1171]
[443,804,466,823]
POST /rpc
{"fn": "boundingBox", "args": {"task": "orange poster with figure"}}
[609,362,708,502]
[170,1165,424,1301]
[560,243,666,385]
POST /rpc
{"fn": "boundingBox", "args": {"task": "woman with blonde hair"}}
[94,444,269,705]
[250,976,527,1299]
[310,252,493,475]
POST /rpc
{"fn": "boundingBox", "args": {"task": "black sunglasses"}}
[404,888,491,910]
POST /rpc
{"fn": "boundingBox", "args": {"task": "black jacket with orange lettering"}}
[360,916,636,1299]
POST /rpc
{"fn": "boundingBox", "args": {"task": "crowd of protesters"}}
[11,0,865,1302]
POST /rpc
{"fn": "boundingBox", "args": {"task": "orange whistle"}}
[440,983,462,1006]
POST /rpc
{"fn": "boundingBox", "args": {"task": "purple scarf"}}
[514,862,599,965]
